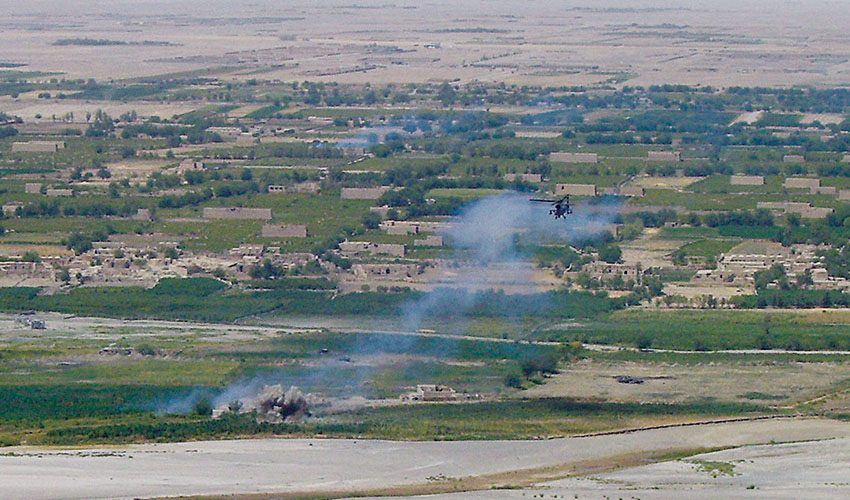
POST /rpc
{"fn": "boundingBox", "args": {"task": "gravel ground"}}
[0,418,847,500]
[370,435,850,499]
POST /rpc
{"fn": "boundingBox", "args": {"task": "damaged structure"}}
[402,384,460,402]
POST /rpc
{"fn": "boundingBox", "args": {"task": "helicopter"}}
[530,194,572,219]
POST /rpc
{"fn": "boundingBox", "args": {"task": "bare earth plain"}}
[520,358,850,407]
[1,0,850,87]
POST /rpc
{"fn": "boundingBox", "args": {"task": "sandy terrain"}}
[0,312,316,345]
[632,176,705,189]
[369,435,850,499]
[731,110,765,125]
[800,113,845,125]
[1,1,850,86]
[620,228,680,268]
[520,358,850,406]
[105,159,171,179]
[621,246,676,269]
[228,104,267,118]
[0,244,72,258]
[343,262,561,295]
[0,98,202,122]
[514,131,563,138]
[0,418,847,500]
[0,312,554,347]
[664,282,753,299]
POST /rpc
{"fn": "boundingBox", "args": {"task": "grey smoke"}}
[216,384,310,422]
[447,192,619,260]
[154,193,620,415]
[400,192,621,330]
[154,361,379,416]
[153,387,212,415]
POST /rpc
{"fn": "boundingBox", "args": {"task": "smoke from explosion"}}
[154,193,620,416]
[400,192,621,330]
[217,384,310,423]
[153,362,377,418]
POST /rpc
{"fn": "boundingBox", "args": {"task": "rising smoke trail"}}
[399,192,621,330]
[154,193,621,414]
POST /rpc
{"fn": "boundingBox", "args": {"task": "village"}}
[3,144,850,308]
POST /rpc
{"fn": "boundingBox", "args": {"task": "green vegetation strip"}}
[547,310,850,351]
[0,279,620,322]
[23,398,772,445]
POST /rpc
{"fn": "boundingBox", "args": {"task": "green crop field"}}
[427,188,505,200]
[545,309,850,351]
[674,239,739,259]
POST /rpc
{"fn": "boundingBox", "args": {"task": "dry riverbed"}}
[0,418,847,500]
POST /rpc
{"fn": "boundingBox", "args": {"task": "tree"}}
[520,353,559,378]
[361,212,382,230]
[62,233,94,255]
[754,263,789,290]
[250,259,285,280]
[617,221,643,241]
[85,109,115,137]
[136,344,157,356]
[193,397,213,416]
[643,275,664,297]
[438,82,456,106]
[0,126,18,139]
[796,269,814,289]
[22,251,41,263]
[636,335,652,350]
[503,372,523,388]
[787,213,801,227]
[598,244,622,264]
